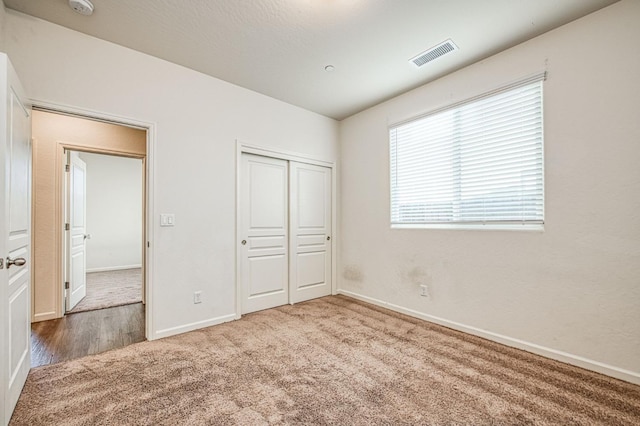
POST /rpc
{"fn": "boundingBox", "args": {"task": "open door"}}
[65,152,87,312]
[0,54,32,424]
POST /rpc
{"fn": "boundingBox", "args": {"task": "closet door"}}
[289,162,332,304]
[240,154,289,314]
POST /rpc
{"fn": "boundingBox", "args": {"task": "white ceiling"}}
[4,0,618,120]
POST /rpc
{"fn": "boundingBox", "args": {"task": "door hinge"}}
[65,223,70,231]
[65,164,70,172]
[65,281,70,289]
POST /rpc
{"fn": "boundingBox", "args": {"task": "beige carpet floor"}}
[11,296,640,425]
[67,268,142,314]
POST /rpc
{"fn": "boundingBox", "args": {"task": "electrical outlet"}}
[420,285,429,297]
[194,291,202,304]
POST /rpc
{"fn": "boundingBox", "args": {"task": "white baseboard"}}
[152,313,237,340]
[338,289,640,386]
[86,264,142,273]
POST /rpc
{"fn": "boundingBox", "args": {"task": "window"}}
[390,75,544,229]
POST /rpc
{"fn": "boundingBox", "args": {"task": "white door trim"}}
[29,100,157,341]
[235,140,337,319]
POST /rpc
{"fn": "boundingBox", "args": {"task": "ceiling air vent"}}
[410,39,458,67]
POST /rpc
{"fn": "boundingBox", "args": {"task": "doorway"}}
[64,150,144,314]
[30,109,149,365]
[238,149,334,315]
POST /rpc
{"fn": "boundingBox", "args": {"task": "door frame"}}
[62,148,145,313]
[235,140,337,319]
[30,100,156,340]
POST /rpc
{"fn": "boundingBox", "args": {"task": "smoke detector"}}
[69,0,94,16]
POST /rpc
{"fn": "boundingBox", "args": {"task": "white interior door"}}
[240,153,289,314]
[0,54,32,425]
[65,152,87,311]
[289,162,332,304]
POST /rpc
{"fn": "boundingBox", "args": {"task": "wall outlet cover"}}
[420,285,429,297]
[160,214,175,227]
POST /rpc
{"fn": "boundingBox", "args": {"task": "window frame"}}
[389,73,546,231]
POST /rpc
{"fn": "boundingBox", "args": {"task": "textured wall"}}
[339,0,640,381]
[0,3,5,53]
[31,110,146,321]
[7,10,338,337]
[79,152,143,272]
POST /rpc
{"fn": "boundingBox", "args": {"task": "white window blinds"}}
[390,76,544,228]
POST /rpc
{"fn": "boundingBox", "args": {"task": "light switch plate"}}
[160,214,175,227]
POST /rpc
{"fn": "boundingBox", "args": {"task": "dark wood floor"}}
[31,303,145,367]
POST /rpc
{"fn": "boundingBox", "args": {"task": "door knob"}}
[241,240,247,245]
[6,257,26,269]
[326,236,331,241]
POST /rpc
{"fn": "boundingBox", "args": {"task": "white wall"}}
[339,0,640,384]
[78,152,142,272]
[4,0,638,385]
[3,9,338,339]
[0,3,5,53]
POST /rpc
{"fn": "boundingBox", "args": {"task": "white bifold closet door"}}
[240,153,331,315]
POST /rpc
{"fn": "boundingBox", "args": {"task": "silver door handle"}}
[6,257,26,269]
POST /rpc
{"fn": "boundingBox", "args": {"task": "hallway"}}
[31,303,145,367]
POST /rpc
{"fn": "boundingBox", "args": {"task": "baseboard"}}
[338,289,640,386]
[152,313,237,340]
[32,311,59,323]
[86,264,142,273]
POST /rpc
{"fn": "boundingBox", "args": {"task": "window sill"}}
[391,223,544,232]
